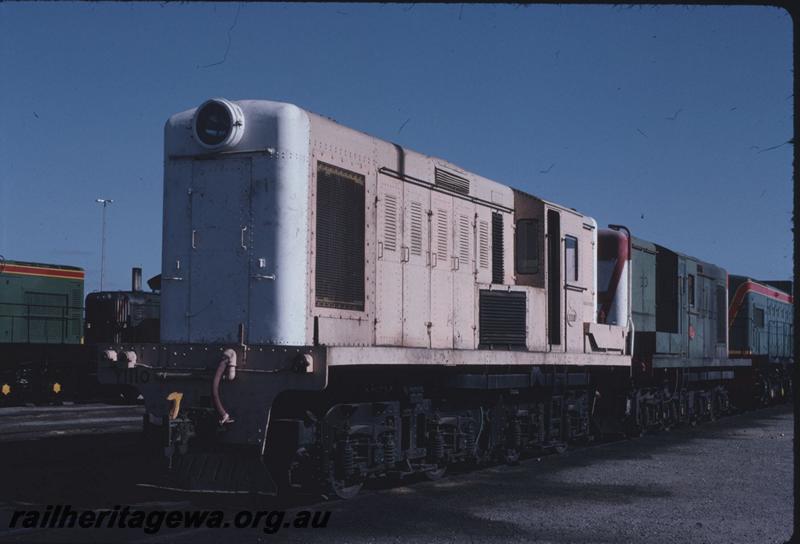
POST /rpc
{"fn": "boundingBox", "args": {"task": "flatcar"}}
[96,98,792,499]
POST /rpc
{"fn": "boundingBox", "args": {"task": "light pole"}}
[95,198,113,291]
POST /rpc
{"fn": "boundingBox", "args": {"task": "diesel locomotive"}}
[0,258,85,403]
[0,260,160,403]
[728,275,793,404]
[97,98,792,498]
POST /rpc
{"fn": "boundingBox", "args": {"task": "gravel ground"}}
[0,403,792,543]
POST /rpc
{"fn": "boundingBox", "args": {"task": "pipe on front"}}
[212,348,238,425]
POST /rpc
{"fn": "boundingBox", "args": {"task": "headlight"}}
[193,98,245,149]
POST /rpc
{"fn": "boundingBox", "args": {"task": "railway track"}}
[0,402,143,442]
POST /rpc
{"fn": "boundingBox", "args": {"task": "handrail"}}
[0,301,83,343]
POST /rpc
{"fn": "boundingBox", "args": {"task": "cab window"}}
[565,236,578,282]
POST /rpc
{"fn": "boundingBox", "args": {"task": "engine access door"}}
[686,259,702,359]
[375,173,404,345]
[188,158,252,343]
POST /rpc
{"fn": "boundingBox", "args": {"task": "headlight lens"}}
[192,98,244,149]
[195,100,233,146]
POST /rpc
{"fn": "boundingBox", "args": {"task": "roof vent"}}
[435,168,470,196]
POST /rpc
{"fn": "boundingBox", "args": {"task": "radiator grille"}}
[479,290,527,348]
[315,162,365,311]
[435,168,470,195]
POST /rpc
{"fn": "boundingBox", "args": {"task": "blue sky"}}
[0,3,792,292]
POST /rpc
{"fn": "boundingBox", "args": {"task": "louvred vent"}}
[435,168,470,195]
[479,290,527,349]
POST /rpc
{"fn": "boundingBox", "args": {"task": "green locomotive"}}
[0,259,160,403]
[0,258,85,402]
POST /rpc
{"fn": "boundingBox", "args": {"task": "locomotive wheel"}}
[328,435,365,499]
[625,423,643,439]
[330,477,364,500]
[424,464,448,481]
[282,447,313,495]
[503,448,521,465]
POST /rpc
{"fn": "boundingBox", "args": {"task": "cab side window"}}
[565,235,578,282]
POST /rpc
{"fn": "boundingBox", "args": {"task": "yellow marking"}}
[52,382,61,394]
[167,392,184,420]
[1,384,10,396]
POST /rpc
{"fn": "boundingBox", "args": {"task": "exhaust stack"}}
[132,267,142,292]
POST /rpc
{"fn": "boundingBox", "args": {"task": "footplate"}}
[162,452,278,495]
[143,415,278,495]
